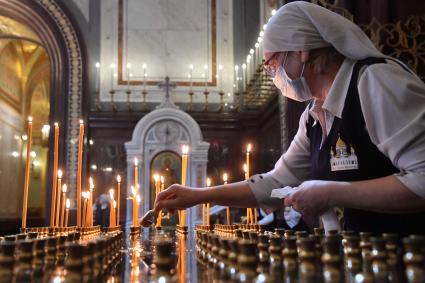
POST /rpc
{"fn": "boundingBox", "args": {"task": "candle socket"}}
[203,91,209,112]
[217,91,225,113]
[187,91,194,112]
[109,90,117,112]
[126,90,133,112]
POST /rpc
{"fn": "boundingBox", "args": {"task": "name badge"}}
[330,136,358,171]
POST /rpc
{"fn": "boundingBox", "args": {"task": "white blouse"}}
[248,58,425,213]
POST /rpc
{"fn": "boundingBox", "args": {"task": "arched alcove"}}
[125,107,210,231]
[0,0,85,226]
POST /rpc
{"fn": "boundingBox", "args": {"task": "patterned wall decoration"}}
[35,0,84,202]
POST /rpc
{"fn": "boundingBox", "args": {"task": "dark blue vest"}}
[306,57,425,234]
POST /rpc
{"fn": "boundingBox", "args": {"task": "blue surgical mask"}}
[273,54,313,102]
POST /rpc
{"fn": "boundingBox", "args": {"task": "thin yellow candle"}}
[116,175,121,226]
[50,122,59,227]
[65,199,70,227]
[77,120,84,227]
[133,158,139,227]
[154,174,161,228]
[246,144,251,177]
[55,169,62,227]
[206,177,212,225]
[181,145,189,226]
[88,177,94,227]
[136,194,141,225]
[243,164,252,224]
[223,173,230,225]
[60,184,67,228]
[22,116,33,230]
[82,191,88,227]
[131,186,137,226]
[113,200,117,226]
[109,189,115,228]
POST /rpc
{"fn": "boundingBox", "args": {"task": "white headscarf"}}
[263,1,384,60]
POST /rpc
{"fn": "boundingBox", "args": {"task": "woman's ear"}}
[300,50,310,63]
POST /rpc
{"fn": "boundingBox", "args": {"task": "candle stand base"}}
[176,225,188,236]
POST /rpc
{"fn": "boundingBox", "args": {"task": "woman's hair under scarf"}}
[263,1,385,60]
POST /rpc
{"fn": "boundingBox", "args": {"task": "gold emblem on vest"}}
[330,136,359,171]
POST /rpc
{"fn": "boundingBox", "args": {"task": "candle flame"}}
[223,173,228,182]
[110,63,115,69]
[66,198,70,209]
[131,186,136,196]
[206,177,211,187]
[95,62,100,68]
[160,175,165,184]
[142,63,147,69]
[218,64,223,70]
[62,184,67,193]
[153,174,159,182]
[89,177,94,189]
[126,63,131,69]
[234,65,239,70]
[249,49,254,55]
[109,189,114,200]
[243,163,247,173]
[57,169,63,179]
[189,64,194,70]
[203,64,208,70]
[247,143,252,152]
[182,145,189,154]
[134,157,138,166]
[28,116,33,122]
[79,119,84,125]
[242,63,247,69]
[54,122,59,127]
[255,42,260,48]
[117,175,121,182]
[113,200,117,208]
[136,195,141,203]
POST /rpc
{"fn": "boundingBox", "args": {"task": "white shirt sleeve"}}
[358,60,425,198]
[248,105,312,211]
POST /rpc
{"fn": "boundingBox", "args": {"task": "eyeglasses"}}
[263,52,286,77]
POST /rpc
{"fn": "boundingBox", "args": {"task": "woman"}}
[154,2,425,234]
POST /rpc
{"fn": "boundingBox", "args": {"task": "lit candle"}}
[133,158,139,227]
[181,145,189,226]
[95,62,100,93]
[131,186,137,226]
[50,122,59,227]
[109,189,115,228]
[234,65,239,93]
[223,173,230,225]
[55,169,62,227]
[21,116,33,230]
[160,175,165,190]
[258,37,263,64]
[189,64,193,92]
[88,177,94,227]
[82,191,88,227]
[116,175,121,226]
[243,164,252,224]
[154,174,161,228]
[77,120,84,227]
[65,199,70,227]
[218,64,223,92]
[60,184,67,228]
[109,64,115,90]
[113,200,117,226]
[249,49,255,74]
[246,55,251,81]
[206,178,211,225]
[136,194,141,225]
[246,143,253,224]
[255,43,260,70]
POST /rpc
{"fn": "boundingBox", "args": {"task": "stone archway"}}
[125,107,210,231]
[0,0,85,221]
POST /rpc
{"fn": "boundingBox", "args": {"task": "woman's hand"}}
[284,180,343,216]
[153,184,205,215]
